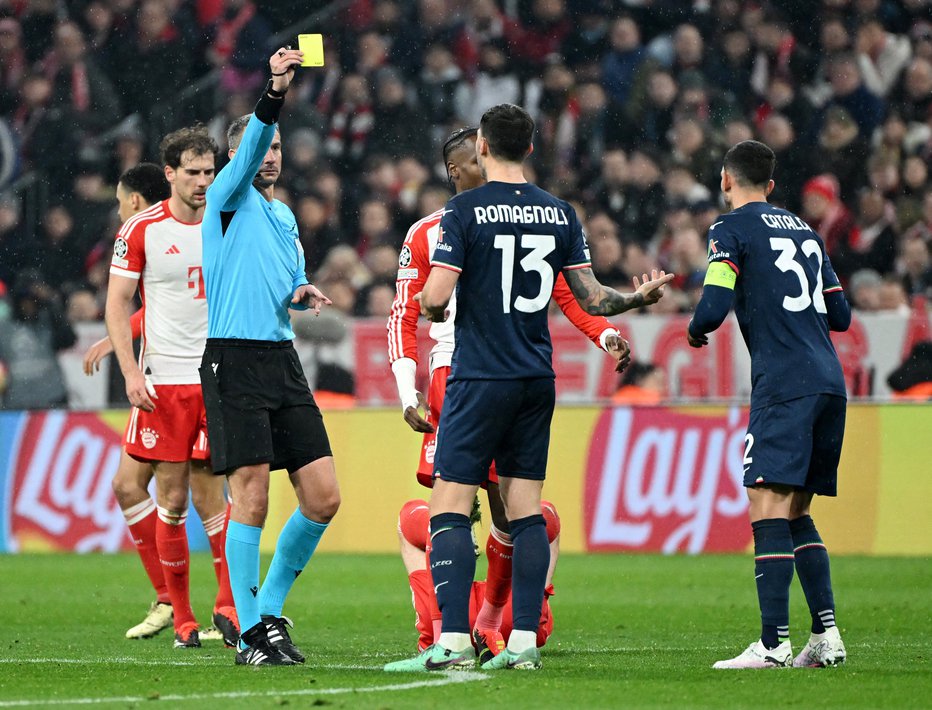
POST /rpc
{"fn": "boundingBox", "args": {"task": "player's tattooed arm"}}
[564,267,674,316]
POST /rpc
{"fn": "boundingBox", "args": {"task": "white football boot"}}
[125,601,173,639]
[713,639,792,669]
[793,627,846,667]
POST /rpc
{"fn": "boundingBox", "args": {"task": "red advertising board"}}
[7,411,131,552]
[583,406,752,553]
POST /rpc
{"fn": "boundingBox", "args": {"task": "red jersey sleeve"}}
[109,216,147,280]
[129,307,144,340]
[387,217,433,363]
[552,272,616,349]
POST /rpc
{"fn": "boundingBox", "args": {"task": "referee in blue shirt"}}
[200,47,340,667]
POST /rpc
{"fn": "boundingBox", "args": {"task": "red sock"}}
[475,528,513,630]
[408,569,440,650]
[208,504,235,610]
[123,499,170,604]
[156,508,196,632]
[424,547,442,641]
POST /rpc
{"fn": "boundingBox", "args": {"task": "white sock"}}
[507,630,538,654]
[437,632,471,652]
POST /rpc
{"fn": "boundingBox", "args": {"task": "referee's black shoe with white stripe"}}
[262,615,306,664]
[235,622,296,666]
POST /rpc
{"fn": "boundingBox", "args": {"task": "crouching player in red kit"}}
[397,498,561,654]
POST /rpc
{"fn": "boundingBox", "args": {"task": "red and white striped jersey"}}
[387,207,618,374]
[109,200,207,385]
[387,208,455,372]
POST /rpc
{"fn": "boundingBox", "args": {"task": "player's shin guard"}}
[790,515,836,634]
[429,513,476,649]
[155,507,195,631]
[258,508,328,618]
[509,514,549,654]
[226,520,262,637]
[752,518,795,650]
[475,526,512,631]
[123,498,170,604]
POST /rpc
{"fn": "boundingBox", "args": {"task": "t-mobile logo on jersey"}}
[187,266,206,299]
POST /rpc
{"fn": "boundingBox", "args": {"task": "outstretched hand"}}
[633,269,675,306]
[605,333,631,373]
[292,284,332,315]
[403,391,434,433]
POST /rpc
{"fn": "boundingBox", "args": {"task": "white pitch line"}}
[0,671,487,707]
[0,658,383,670]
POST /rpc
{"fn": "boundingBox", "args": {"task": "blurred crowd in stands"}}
[1,0,931,404]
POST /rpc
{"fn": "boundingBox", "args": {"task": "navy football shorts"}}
[199,338,332,476]
[743,393,846,497]
[433,377,556,486]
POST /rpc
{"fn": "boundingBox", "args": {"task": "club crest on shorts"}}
[399,245,413,268]
[140,427,159,449]
[424,440,436,464]
[114,237,128,259]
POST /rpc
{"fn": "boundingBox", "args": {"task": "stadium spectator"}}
[834,188,898,278]
[813,106,870,202]
[0,18,26,115]
[611,361,666,405]
[618,147,666,245]
[855,16,913,98]
[823,53,886,138]
[454,39,522,125]
[801,174,860,266]
[887,340,932,400]
[111,0,191,118]
[849,268,884,311]
[891,57,932,124]
[899,236,932,299]
[41,21,121,136]
[600,15,645,108]
[0,269,76,410]
[760,112,813,212]
[206,0,273,93]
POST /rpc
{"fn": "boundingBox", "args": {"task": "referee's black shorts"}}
[199,338,332,475]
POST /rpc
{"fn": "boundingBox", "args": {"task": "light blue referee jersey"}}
[202,114,308,341]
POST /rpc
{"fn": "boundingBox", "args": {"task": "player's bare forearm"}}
[419,267,458,322]
[564,267,672,316]
[104,281,140,378]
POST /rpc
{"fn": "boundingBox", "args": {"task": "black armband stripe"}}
[254,82,285,125]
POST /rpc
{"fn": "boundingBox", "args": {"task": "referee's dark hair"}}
[722,140,776,188]
[118,163,170,204]
[159,124,218,169]
[479,104,534,163]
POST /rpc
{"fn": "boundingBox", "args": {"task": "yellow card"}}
[298,34,325,67]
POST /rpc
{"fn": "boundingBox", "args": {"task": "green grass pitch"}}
[0,552,929,708]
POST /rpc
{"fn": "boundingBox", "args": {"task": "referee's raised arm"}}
[208,47,303,211]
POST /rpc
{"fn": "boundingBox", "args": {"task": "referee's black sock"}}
[790,515,836,634]
[429,512,475,651]
[752,518,794,650]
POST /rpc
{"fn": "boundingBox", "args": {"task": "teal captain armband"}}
[704,261,737,289]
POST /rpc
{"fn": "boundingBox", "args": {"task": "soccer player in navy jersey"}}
[384,103,673,672]
[200,47,339,666]
[687,140,850,669]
